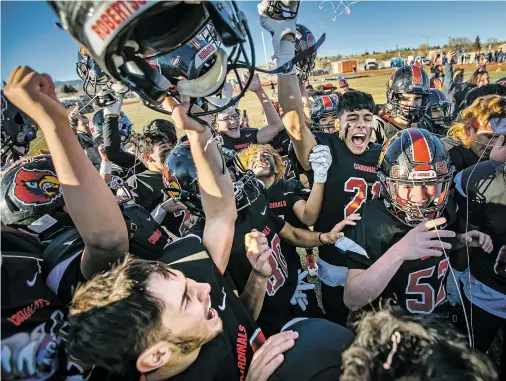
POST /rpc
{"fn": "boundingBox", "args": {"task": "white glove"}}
[290,269,315,311]
[309,145,332,183]
[258,0,297,69]
[104,95,123,117]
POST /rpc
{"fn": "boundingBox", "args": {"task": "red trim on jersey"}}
[408,129,432,163]
[250,328,266,353]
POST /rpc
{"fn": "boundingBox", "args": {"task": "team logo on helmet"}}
[162,167,181,199]
[12,166,62,206]
[411,66,424,86]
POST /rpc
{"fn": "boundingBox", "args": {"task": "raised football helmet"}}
[258,0,300,20]
[386,66,430,123]
[50,1,255,117]
[163,141,261,217]
[1,91,38,165]
[0,155,65,227]
[310,94,340,133]
[89,109,133,145]
[295,24,316,84]
[377,128,454,226]
[427,89,451,124]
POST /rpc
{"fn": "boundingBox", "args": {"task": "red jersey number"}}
[266,234,289,296]
[344,177,380,218]
[405,258,449,314]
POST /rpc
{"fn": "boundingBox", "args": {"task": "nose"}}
[409,186,426,203]
[194,282,211,303]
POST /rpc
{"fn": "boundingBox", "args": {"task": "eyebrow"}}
[180,276,188,311]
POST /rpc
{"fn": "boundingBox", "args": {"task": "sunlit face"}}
[399,93,423,108]
[468,119,506,158]
[150,142,173,172]
[318,116,338,134]
[477,73,489,87]
[215,109,241,139]
[339,109,374,155]
[340,84,350,94]
[146,270,222,351]
[249,149,276,178]
[394,183,441,211]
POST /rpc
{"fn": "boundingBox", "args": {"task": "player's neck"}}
[258,174,276,189]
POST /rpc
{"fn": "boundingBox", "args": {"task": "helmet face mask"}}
[53,1,256,117]
[377,128,454,227]
[386,66,430,123]
[295,24,317,84]
[428,89,451,124]
[260,1,300,20]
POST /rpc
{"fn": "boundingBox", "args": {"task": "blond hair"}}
[448,95,506,147]
[237,144,285,181]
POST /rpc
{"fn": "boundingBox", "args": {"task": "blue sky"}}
[2,1,506,82]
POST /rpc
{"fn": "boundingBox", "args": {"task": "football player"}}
[340,128,490,316]
[446,95,506,172]
[310,93,341,134]
[453,153,505,376]
[237,143,332,276]
[373,65,431,144]
[165,141,344,336]
[425,88,452,136]
[215,73,284,152]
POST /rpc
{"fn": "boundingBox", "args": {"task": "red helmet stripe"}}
[412,65,423,86]
[408,129,432,163]
[321,95,333,110]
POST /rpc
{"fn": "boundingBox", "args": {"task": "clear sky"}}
[2,1,506,82]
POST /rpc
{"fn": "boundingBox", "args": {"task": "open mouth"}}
[351,133,366,148]
[228,125,239,133]
[205,300,217,321]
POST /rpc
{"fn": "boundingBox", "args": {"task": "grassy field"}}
[27,64,505,155]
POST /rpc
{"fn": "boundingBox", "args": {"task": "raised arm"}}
[443,51,456,93]
[4,67,128,279]
[245,73,284,144]
[164,98,237,273]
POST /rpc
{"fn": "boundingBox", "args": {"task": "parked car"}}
[365,58,379,70]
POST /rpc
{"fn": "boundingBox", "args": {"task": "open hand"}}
[245,229,272,278]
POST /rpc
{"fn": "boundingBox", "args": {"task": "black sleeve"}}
[287,180,310,209]
[102,116,137,168]
[336,221,373,270]
[269,211,287,234]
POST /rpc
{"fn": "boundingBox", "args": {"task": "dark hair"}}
[469,68,488,85]
[143,119,177,145]
[340,305,497,381]
[336,90,376,117]
[465,84,506,107]
[67,255,175,374]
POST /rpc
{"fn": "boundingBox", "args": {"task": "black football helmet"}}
[427,89,451,124]
[310,94,340,133]
[259,1,300,20]
[496,77,506,86]
[386,66,430,123]
[1,91,38,165]
[0,155,65,227]
[50,1,255,117]
[295,24,316,84]
[162,141,261,217]
[377,128,454,226]
[89,109,133,145]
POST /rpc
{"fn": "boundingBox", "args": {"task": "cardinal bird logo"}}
[12,167,62,206]
[162,167,182,199]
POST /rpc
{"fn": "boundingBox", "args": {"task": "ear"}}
[136,341,172,374]
[465,125,472,137]
[141,152,152,162]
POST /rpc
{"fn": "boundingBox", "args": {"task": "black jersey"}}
[270,130,297,180]
[157,235,265,381]
[454,160,506,295]
[124,170,165,211]
[42,205,173,305]
[228,188,305,337]
[418,115,448,137]
[313,135,381,267]
[266,179,309,229]
[1,225,74,380]
[440,136,479,173]
[221,128,259,152]
[340,198,456,315]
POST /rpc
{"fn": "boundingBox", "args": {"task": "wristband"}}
[318,232,325,245]
[100,160,112,175]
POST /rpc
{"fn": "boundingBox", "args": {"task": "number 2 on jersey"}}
[344,177,380,217]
